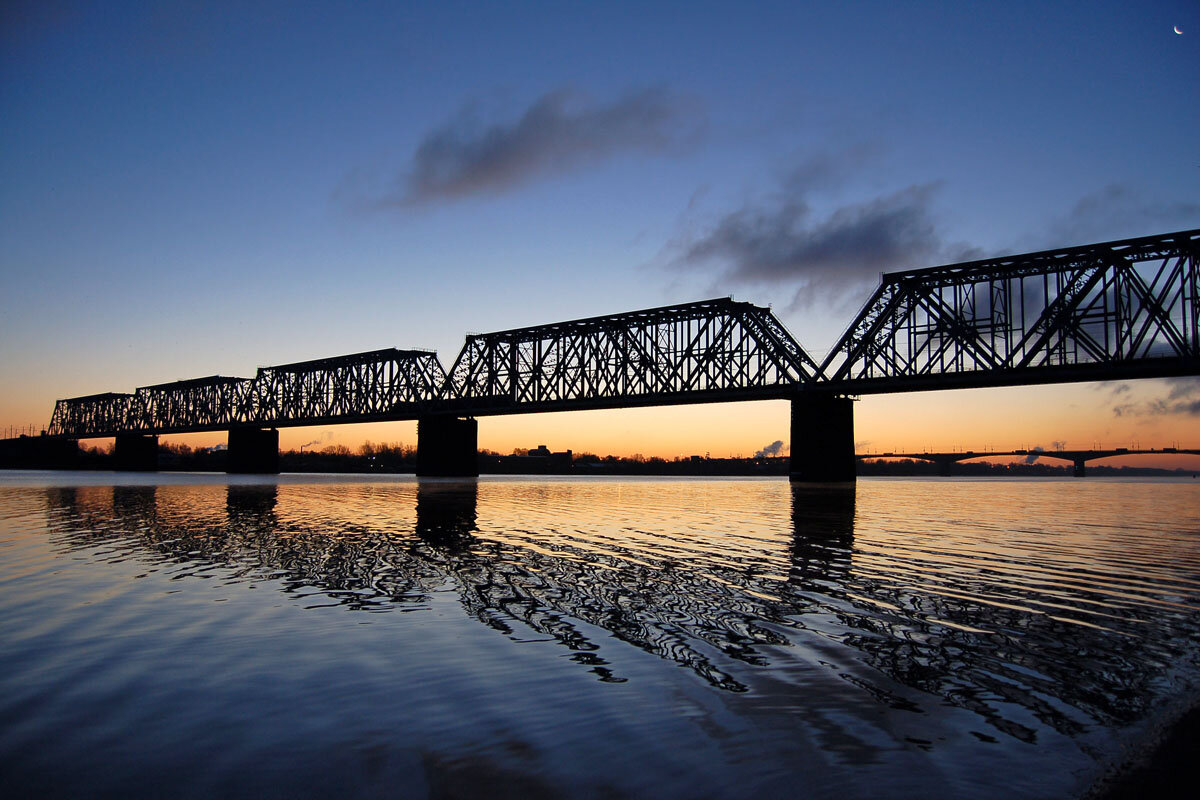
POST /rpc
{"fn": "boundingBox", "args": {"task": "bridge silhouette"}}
[30,227,1200,479]
[857,447,1200,477]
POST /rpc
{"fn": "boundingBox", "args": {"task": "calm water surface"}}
[2,473,1199,798]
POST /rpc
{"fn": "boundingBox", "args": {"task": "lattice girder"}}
[822,229,1200,391]
[443,298,817,412]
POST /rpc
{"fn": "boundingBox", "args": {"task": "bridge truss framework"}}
[821,229,1199,392]
[39,228,1200,479]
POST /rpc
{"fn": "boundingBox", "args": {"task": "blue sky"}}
[2,1,1198,457]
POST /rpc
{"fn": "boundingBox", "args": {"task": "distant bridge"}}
[857,448,1200,477]
[34,227,1200,478]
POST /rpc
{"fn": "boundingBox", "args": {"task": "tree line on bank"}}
[44,440,1193,477]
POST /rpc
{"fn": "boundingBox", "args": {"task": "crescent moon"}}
[1175,25,1184,34]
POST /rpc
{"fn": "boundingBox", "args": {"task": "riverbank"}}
[3,442,1195,478]
[1087,701,1200,798]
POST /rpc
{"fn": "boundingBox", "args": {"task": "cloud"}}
[1112,377,1200,418]
[667,152,978,304]
[392,88,699,205]
[1167,377,1200,401]
[1094,382,1133,401]
[1049,184,1200,245]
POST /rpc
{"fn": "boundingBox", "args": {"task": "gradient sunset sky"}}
[2,1,1198,467]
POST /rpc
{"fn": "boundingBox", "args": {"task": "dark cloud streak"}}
[1049,184,1200,245]
[668,153,979,304]
[394,88,698,205]
[1112,377,1200,418]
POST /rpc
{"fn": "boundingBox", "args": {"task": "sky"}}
[2,1,1199,468]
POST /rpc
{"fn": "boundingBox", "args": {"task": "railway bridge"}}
[31,228,1200,480]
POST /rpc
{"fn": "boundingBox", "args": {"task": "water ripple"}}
[4,477,1200,766]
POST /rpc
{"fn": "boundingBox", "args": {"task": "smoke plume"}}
[755,440,785,458]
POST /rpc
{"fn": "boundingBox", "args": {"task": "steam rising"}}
[755,440,785,458]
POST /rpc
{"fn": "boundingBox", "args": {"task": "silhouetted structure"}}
[416,417,478,477]
[859,447,1200,477]
[114,433,157,471]
[228,428,279,474]
[821,229,1199,391]
[34,228,1200,479]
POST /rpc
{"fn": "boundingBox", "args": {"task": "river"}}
[1,472,1198,798]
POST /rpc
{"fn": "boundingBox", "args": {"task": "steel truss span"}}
[42,228,1200,439]
[47,349,447,437]
[444,298,820,415]
[821,228,1200,392]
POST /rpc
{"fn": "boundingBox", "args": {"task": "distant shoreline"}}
[2,458,1194,479]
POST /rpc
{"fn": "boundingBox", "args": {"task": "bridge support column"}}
[1073,458,1087,478]
[789,393,855,482]
[115,434,158,471]
[228,428,279,474]
[936,458,954,477]
[417,417,478,477]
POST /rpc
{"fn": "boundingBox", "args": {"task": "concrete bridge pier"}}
[115,433,158,471]
[935,457,954,477]
[789,393,856,482]
[228,428,279,474]
[1073,458,1087,478]
[417,417,479,477]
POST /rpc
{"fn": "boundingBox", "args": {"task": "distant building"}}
[527,445,573,470]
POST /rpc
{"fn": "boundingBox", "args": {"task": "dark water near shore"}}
[2,473,1199,798]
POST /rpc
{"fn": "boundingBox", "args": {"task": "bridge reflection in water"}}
[39,477,1200,746]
